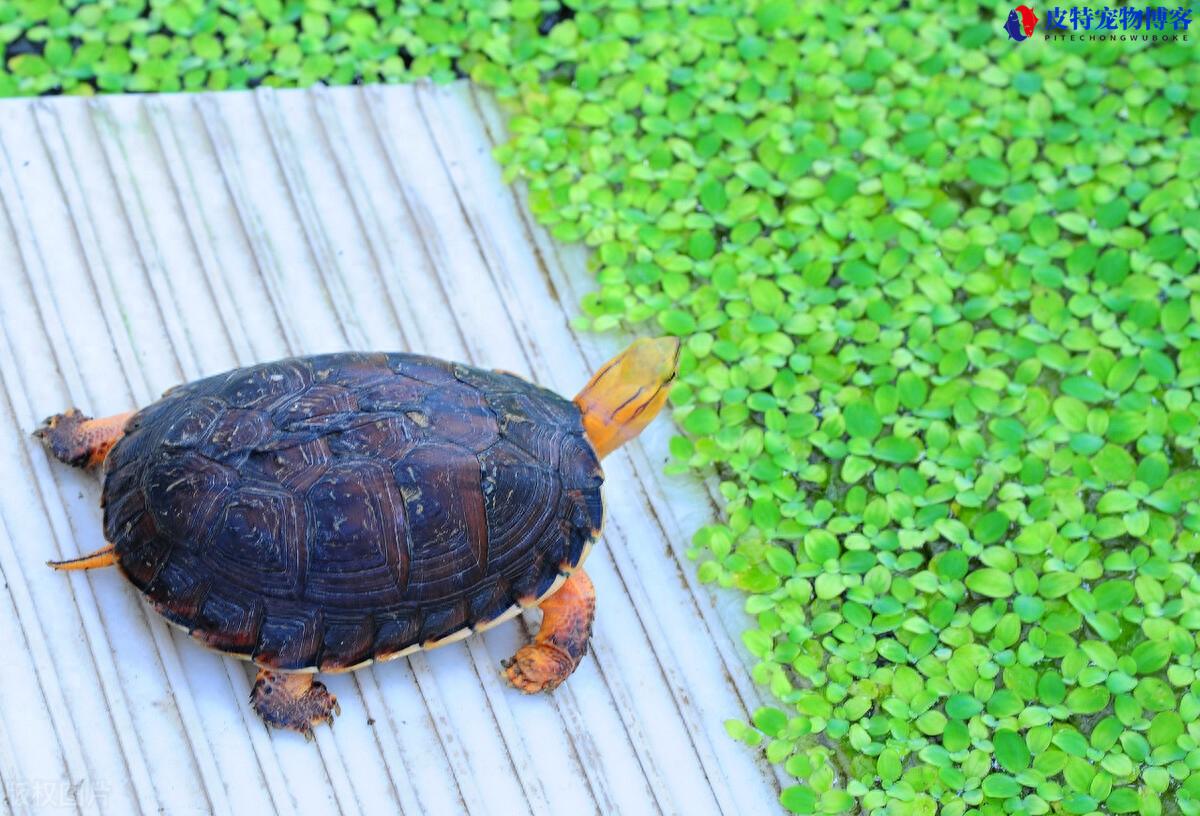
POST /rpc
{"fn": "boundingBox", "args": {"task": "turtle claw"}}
[35,407,82,430]
[251,670,339,738]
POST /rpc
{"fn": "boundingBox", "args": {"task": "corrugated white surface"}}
[0,82,783,816]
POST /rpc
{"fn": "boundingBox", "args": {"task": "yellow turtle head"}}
[574,337,680,459]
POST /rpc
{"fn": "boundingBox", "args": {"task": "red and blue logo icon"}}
[1004,5,1040,40]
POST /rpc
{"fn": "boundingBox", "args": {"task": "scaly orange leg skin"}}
[33,408,135,470]
[250,670,340,740]
[504,569,596,693]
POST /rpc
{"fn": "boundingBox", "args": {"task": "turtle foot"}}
[34,409,93,468]
[502,642,575,694]
[34,408,133,470]
[503,569,594,693]
[251,670,339,739]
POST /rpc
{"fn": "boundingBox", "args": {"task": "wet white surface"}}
[0,82,783,816]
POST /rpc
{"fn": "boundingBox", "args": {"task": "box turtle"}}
[36,338,678,737]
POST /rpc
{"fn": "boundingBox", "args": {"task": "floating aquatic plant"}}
[5,0,1200,812]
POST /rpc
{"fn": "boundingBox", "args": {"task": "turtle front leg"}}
[34,409,135,470]
[504,569,595,693]
[250,669,340,739]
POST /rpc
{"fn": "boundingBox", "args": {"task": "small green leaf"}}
[1132,641,1171,674]
[684,407,720,436]
[1093,445,1136,484]
[915,710,947,735]
[967,157,1008,187]
[1061,376,1106,403]
[966,568,1014,598]
[944,694,982,719]
[1066,686,1110,715]
[981,773,1021,798]
[752,707,788,737]
[973,511,1009,544]
[659,309,696,335]
[843,402,881,439]
[779,785,816,814]
[993,730,1030,772]
[874,435,919,463]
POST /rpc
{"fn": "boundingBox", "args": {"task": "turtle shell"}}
[102,352,604,671]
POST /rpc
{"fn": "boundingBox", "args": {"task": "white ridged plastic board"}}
[0,82,784,816]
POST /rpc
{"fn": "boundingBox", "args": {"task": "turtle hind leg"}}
[34,409,135,470]
[503,569,595,693]
[250,670,340,739]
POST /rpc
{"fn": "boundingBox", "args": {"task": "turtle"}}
[35,337,679,738]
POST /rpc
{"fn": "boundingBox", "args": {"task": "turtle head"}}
[574,336,680,459]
